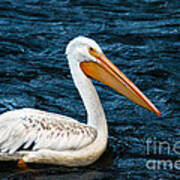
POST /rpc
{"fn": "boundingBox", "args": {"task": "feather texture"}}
[0,108,97,155]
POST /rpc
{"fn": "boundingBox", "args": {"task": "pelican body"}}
[0,37,160,166]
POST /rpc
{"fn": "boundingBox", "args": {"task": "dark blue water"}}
[0,0,180,179]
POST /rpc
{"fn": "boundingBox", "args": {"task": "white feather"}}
[0,108,97,154]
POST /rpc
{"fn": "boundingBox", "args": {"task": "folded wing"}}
[0,108,97,155]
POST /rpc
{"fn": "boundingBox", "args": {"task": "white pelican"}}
[0,36,160,167]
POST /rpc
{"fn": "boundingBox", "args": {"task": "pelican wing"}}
[0,108,97,154]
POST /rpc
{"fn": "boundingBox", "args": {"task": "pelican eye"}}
[89,47,95,52]
[88,47,100,58]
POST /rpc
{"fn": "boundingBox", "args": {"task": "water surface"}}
[0,0,180,179]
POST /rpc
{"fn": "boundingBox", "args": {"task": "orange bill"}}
[80,53,160,116]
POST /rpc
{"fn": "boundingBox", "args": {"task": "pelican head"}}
[66,36,160,116]
[66,36,103,63]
